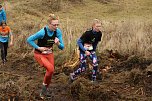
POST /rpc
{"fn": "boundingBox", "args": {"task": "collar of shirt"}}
[92,30,97,34]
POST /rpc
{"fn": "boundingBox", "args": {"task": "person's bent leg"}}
[70,52,87,81]
[74,52,87,75]
[40,54,54,98]
[34,53,54,87]
[90,51,98,81]
[42,54,54,87]
[34,53,54,98]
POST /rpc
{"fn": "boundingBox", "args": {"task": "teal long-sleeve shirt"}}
[27,26,64,50]
[0,8,6,23]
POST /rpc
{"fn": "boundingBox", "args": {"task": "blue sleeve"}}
[56,29,64,50]
[2,9,6,22]
[93,42,98,51]
[27,29,45,49]
[77,38,86,52]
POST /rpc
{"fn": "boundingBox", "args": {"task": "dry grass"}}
[101,19,152,56]
[1,0,151,62]
[0,1,152,100]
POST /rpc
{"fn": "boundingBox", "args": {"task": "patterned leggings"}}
[74,51,98,80]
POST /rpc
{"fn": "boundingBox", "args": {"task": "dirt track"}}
[0,51,152,101]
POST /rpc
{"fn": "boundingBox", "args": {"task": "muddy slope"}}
[0,51,152,101]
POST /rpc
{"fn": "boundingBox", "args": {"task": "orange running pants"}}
[34,51,54,87]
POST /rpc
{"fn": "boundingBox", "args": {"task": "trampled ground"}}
[0,50,152,101]
[0,0,152,100]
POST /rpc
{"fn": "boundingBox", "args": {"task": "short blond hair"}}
[92,19,101,26]
[47,13,59,23]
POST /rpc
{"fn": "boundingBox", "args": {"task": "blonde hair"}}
[47,13,59,23]
[92,19,101,26]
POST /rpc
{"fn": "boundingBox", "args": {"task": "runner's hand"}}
[54,37,60,45]
[85,50,91,56]
[9,42,13,47]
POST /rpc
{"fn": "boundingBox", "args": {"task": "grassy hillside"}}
[2,0,152,58]
[0,0,152,101]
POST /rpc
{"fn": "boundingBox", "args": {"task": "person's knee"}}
[80,59,86,63]
[47,65,54,74]
[46,69,54,77]
[92,58,98,66]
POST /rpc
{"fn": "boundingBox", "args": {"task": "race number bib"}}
[0,33,9,37]
[84,43,93,51]
[42,48,52,54]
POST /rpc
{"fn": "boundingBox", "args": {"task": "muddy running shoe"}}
[40,85,47,99]
[40,85,51,99]
[5,58,7,62]
[70,73,76,82]
[91,77,97,83]
[2,59,6,65]
[91,80,96,83]
[2,61,5,65]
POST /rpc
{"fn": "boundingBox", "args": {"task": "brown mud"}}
[0,50,152,101]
